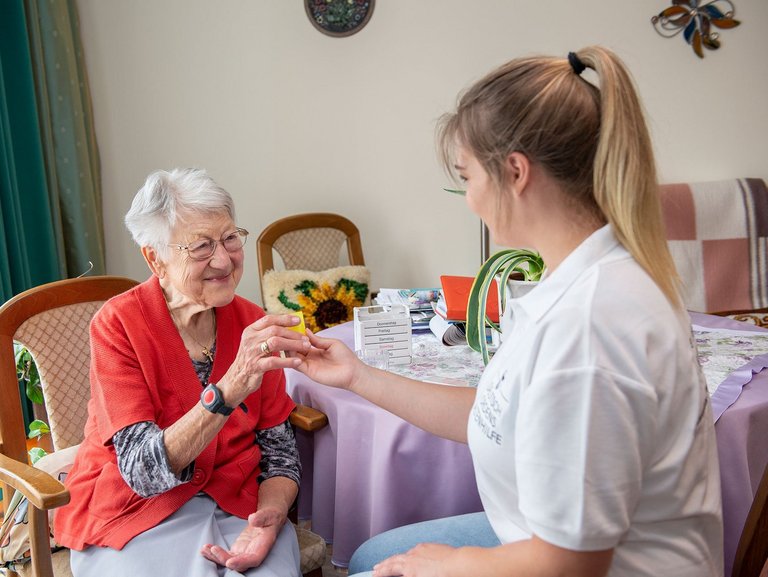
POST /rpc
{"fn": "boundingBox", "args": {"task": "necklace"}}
[171,308,217,363]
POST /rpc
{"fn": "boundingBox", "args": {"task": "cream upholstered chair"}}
[256,212,365,299]
[0,276,326,577]
[0,276,137,577]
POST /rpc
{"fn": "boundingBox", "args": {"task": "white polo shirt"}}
[467,225,723,577]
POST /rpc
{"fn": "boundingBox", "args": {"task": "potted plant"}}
[466,249,545,364]
[15,343,51,463]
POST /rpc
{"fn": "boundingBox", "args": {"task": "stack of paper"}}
[429,314,468,346]
[375,288,440,331]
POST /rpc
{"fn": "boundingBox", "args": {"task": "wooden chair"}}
[732,462,768,577]
[709,308,768,329]
[0,276,327,577]
[256,212,365,299]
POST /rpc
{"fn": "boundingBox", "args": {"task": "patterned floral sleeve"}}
[255,420,301,486]
[113,421,194,498]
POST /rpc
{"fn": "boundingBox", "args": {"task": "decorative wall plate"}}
[305,0,375,37]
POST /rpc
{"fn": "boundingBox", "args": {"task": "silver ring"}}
[260,340,271,356]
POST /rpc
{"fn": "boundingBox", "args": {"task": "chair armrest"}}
[0,453,69,511]
[289,404,328,432]
[0,453,70,577]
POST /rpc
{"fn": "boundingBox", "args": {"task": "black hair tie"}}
[568,51,586,75]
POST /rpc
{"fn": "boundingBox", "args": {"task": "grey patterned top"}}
[113,342,301,497]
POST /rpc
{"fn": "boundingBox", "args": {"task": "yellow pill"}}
[288,310,306,333]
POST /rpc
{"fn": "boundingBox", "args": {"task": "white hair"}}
[125,168,235,259]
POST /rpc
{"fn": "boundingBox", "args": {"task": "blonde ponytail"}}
[576,47,682,308]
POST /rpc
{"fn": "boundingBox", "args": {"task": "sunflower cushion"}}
[261,265,371,332]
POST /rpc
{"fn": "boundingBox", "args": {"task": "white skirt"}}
[70,494,301,577]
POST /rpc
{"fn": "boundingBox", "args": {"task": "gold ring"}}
[260,340,271,356]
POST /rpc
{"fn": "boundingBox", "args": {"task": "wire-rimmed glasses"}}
[169,227,249,261]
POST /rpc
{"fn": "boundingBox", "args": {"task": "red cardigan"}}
[54,277,295,550]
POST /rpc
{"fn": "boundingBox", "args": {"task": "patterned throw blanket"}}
[660,178,768,313]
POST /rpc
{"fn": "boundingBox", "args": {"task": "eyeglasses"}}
[169,227,249,261]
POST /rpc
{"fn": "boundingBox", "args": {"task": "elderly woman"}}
[53,168,309,577]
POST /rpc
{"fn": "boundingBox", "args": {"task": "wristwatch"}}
[200,383,234,416]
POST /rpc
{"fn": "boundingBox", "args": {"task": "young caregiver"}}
[295,46,723,577]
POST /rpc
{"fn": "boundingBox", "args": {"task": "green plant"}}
[15,344,42,404]
[466,249,545,364]
[14,342,51,464]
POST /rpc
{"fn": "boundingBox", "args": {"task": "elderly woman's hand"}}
[218,314,310,408]
[200,507,285,572]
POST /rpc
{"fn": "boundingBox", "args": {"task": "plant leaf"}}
[466,253,509,361]
[443,188,467,196]
[26,378,44,405]
[16,348,32,380]
[466,249,545,364]
[28,447,47,465]
[28,419,51,439]
[14,342,25,366]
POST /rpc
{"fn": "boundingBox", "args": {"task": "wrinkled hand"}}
[373,543,455,577]
[200,507,285,572]
[294,330,366,391]
[220,314,310,407]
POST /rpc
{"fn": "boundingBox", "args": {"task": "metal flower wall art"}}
[651,0,741,58]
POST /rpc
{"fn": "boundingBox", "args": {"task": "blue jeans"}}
[348,512,500,576]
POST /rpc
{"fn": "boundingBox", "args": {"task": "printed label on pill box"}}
[288,311,306,334]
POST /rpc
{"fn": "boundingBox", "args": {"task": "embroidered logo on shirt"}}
[472,376,506,445]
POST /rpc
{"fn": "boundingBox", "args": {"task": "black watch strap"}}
[201,383,234,416]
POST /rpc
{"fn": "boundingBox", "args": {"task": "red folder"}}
[439,275,499,323]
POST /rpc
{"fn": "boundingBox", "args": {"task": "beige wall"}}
[76,0,768,305]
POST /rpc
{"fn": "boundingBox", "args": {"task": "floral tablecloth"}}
[388,332,485,387]
[694,325,768,421]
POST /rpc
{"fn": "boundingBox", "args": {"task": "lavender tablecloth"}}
[690,312,768,577]
[287,315,768,573]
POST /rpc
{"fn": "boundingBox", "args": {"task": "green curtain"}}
[25,0,106,280]
[0,0,105,304]
[0,0,63,302]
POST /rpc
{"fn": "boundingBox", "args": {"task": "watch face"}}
[305,0,375,37]
[201,383,233,415]
[202,386,219,407]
